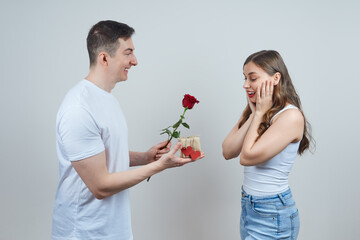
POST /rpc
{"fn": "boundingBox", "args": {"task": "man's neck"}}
[85,70,116,93]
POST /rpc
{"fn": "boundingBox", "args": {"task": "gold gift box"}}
[178,136,201,157]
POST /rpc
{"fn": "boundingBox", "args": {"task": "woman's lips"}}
[247,91,255,98]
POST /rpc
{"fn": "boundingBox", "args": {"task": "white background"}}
[1,0,359,239]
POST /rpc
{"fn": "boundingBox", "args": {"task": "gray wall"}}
[1,0,359,239]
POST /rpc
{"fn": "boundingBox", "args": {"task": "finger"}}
[157,140,169,148]
[256,85,260,103]
[246,95,252,106]
[175,157,193,166]
[177,152,205,163]
[157,148,170,154]
[270,80,274,96]
[262,81,266,98]
[266,80,270,96]
[169,142,182,155]
[192,152,205,161]
[247,95,255,106]
[157,151,169,156]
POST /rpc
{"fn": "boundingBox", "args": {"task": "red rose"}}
[182,94,199,109]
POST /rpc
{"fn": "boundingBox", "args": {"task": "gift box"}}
[178,136,201,158]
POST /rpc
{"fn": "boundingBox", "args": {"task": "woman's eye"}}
[243,78,256,81]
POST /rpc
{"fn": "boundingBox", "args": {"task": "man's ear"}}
[273,72,281,85]
[97,52,109,67]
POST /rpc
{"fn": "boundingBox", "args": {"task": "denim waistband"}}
[241,187,293,205]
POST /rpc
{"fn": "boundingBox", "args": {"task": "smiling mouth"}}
[247,91,255,98]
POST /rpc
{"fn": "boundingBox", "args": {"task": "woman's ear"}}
[273,72,281,85]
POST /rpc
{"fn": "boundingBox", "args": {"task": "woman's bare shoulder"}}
[272,107,304,126]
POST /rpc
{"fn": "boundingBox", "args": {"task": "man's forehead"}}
[118,38,135,50]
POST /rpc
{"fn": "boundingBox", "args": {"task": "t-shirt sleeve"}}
[57,106,105,161]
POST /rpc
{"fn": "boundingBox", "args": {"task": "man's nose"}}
[131,55,138,66]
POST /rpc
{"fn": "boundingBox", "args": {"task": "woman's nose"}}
[243,80,249,89]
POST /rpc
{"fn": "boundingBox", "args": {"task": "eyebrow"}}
[243,72,258,76]
[124,48,134,52]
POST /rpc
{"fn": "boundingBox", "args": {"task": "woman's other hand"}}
[255,80,274,116]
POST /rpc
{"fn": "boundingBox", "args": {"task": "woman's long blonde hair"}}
[239,50,313,155]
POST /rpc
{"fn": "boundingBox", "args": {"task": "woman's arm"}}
[240,109,303,166]
[240,81,304,166]
[222,114,254,160]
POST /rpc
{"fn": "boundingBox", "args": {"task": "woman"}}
[222,50,312,239]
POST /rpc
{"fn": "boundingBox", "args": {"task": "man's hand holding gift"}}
[147,94,204,181]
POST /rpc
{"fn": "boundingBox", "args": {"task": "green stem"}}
[147,107,188,182]
[182,107,188,116]
[166,107,188,145]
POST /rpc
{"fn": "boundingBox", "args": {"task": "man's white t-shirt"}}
[52,79,133,240]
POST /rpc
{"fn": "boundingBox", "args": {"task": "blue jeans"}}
[240,188,300,240]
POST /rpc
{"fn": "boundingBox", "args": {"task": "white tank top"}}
[243,104,300,196]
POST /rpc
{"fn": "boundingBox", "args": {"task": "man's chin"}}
[117,77,128,82]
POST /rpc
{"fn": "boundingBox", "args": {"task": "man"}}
[52,20,203,240]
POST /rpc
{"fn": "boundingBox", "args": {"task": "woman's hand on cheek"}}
[255,80,274,115]
[247,95,256,113]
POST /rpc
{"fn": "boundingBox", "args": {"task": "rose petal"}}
[182,94,199,109]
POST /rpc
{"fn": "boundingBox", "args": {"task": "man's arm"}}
[129,140,171,166]
[129,151,148,166]
[72,142,203,199]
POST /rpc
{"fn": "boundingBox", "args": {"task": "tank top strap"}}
[270,104,298,124]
